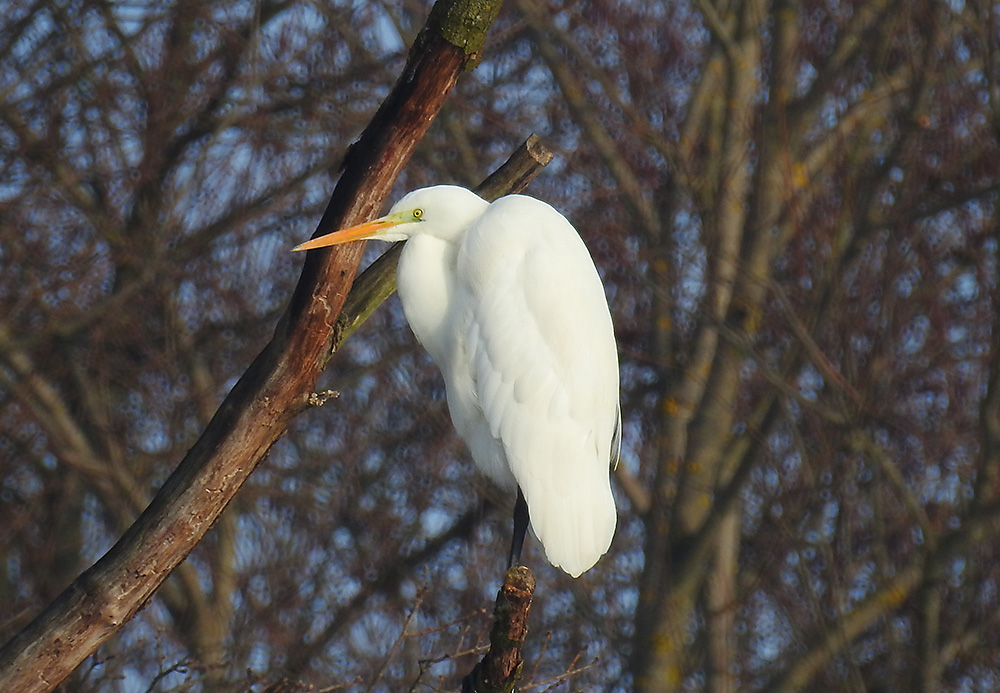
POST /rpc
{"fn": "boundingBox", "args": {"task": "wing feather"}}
[455,195,619,576]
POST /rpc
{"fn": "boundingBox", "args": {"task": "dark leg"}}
[507,487,529,568]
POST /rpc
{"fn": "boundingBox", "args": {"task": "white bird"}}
[294,185,619,577]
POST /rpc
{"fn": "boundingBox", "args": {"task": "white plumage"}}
[294,185,619,577]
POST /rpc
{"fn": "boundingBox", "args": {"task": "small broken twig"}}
[306,390,340,407]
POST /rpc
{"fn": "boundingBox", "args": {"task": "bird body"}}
[295,186,619,577]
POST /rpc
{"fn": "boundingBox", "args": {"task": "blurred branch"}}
[0,323,147,515]
[0,1,503,690]
[692,0,736,62]
[515,0,662,237]
[511,0,682,187]
[716,320,851,427]
[790,0,897,118]
[614,464,651,515]
[973,246,1000,509]
[461,566,535,693]
[283,497,496,676]
[368,590,425,691]
[763,503,1000,693]
[767,280,864,405]
[761,562,924,693]
[13,155,335,352]
[846,429,933,540]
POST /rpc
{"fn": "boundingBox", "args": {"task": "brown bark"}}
[0,1,502,690]
[462,566,536,693]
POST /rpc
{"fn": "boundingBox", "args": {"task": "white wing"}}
[453,195,619,577]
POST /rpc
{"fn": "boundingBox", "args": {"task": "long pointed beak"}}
[292,217,399,252]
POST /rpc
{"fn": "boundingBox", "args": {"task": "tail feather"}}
[526,475,616,578]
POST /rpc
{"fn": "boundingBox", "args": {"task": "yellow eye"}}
[412,208,423,219]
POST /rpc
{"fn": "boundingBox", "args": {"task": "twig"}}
[367,590,426,691]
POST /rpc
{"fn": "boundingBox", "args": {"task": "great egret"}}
[294,186,619,577]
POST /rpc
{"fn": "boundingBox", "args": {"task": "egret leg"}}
[507,487,529,568]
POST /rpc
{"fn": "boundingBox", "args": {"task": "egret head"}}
[292,185,489,252]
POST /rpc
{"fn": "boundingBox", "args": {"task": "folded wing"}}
[456,195,619,577]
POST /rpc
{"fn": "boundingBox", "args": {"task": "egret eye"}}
[413,208,423,219]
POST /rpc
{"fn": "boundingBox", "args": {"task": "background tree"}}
[2,0,1000,691]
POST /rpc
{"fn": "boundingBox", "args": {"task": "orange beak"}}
[292,218,399,252]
